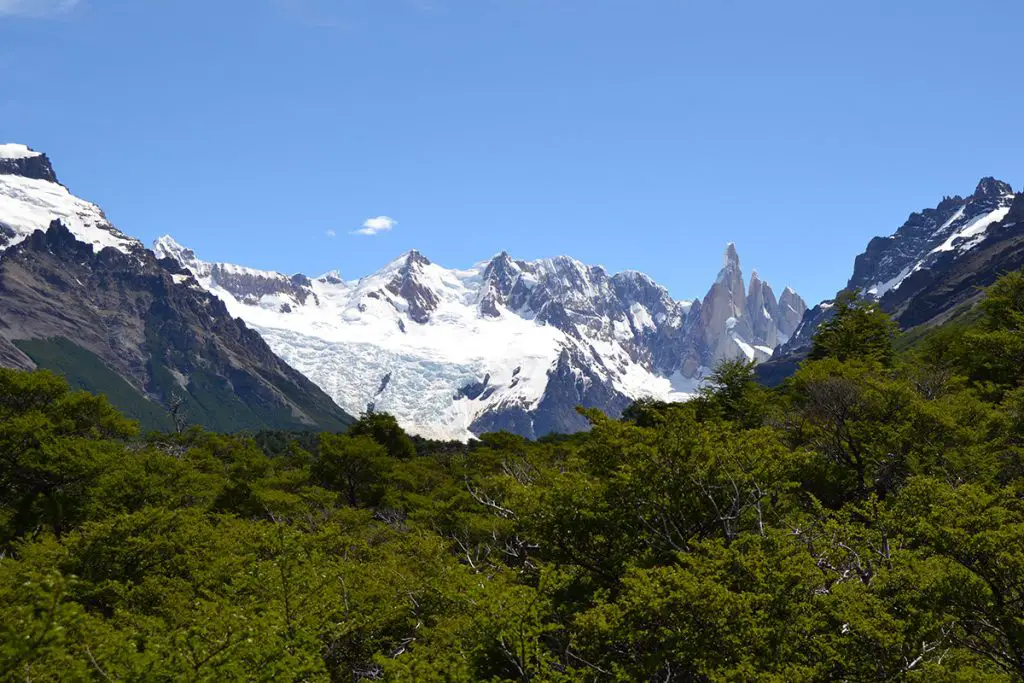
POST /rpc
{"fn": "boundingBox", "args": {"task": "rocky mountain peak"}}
[701,243,752,362]
[713,242,745,297]
[776,287,808,338]
[318,269,344,285]
[724,241,740,267]
[744,272,779,348]
[0,144,59,184]
[154,234,197,265]
[385,250,440,324]
[848,177,1018,299]
[747,268,762,290]
[405,249,431,268]
[973,177,1013,200]
[482,251,522,291]
[0,145,139,255]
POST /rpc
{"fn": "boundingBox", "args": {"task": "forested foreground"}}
[3,275,1024,682]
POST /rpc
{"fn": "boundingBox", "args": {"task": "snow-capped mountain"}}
[851,177,1016,298]
[0,141,807,440]
[156,237,806,440]
[0,144,353,432]
[761,177,1020,384]
[0,144,139,254]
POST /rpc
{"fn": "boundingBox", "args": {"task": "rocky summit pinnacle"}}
[973,177,1013,199]
[724,241,740,267]
[699,243,804,366]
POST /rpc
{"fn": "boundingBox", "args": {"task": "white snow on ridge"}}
[629,302,656,331]
[868,205,1012,298]
[162,241,713,440]
[0,173,139,254]
[868,264,915,298]
[930,207,1010,256]
[0,144,42,160]
[185,256,570,439]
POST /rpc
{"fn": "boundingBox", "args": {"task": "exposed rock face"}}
[701,244,752,363]
[385,251,440,324]
[0,146,354,433]
[694,245,805,366]
[0,222,352,432]
[759,177,1020,386]
[161,237,804,441]
[153,236,317,307]
[0,147,59,183]
[776,287,807,338]
[849,178,1015,297]
[882,199,1024,329]
[745,272,780,349]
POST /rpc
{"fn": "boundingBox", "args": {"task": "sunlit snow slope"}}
[0,145,139,254]
[156,238,805,440]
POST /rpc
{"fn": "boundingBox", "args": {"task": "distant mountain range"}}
[153,236,805,440]
[1,142,1019,439]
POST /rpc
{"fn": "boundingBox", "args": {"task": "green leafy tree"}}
[810,290,901,366]
[0,370,136,544]
[349,411,417,459]
[314,433,388,507]
[954,269,1024,395]
[699,358,769,426]
[787,359,924,501]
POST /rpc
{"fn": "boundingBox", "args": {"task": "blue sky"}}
[2,0,1021,304]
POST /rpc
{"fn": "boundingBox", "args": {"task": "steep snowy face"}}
[153,235,318,310]
[851,178,1016,298]
[0,143,139,253]
[158,238,803,441]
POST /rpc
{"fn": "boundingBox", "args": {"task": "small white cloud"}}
[0,0,80,18]
[325,229,336,238]
[352,216,397,236]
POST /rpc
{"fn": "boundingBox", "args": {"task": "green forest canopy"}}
[3,272,1024,681]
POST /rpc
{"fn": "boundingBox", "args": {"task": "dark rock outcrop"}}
[759,177,1021,387]
[0,221,353,432]
[0,149,59,183]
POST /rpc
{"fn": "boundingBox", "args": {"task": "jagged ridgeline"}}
[154,238,806,441]
[1,143,808,440]
[1,142,810,439]
[760,176,1023,385]
[0,144,353,432]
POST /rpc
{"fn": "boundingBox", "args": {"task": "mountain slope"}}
[758,177,1020,384]
[157,238,805,440]
[0,144,354,432]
